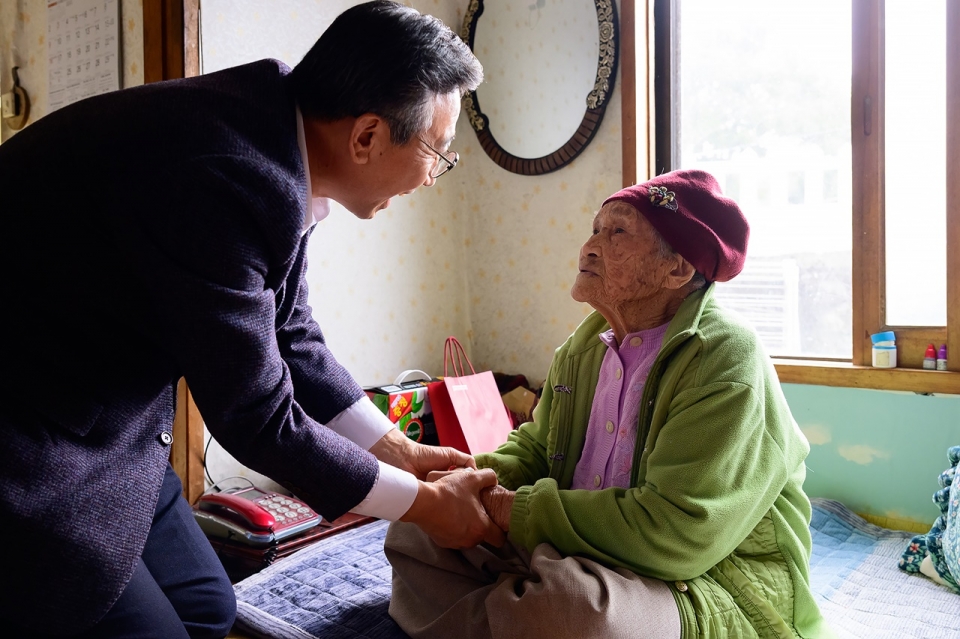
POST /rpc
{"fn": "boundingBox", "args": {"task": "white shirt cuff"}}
[350,461,419,520]
[325,396,395,450]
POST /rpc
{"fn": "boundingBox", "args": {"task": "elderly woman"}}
[386,170,832,639]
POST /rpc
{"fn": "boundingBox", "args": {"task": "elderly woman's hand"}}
[425,468,514,534]
[480,485,515,532]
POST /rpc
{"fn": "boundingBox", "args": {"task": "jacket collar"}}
[566,283,717,358]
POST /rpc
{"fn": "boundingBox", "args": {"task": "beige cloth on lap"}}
[385,521,682,639]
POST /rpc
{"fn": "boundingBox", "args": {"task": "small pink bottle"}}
[923,344,937,370]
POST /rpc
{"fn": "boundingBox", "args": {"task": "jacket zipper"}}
[631,337,681,484]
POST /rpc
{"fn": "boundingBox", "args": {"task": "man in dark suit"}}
[0,2,499,637]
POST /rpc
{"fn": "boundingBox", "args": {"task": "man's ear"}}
[663,254,696,290]
[349,114,387,165]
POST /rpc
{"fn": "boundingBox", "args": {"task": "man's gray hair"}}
[291,1,483,145]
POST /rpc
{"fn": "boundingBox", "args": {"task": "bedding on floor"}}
[233,499,960,639]
[809,499,959,638]
[234,519,403,639]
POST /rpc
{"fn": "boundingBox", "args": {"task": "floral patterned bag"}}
[365,370,437,443]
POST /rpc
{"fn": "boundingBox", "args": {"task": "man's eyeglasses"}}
[420,138,458,179]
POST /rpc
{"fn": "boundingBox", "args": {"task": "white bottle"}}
[870,331,896,368]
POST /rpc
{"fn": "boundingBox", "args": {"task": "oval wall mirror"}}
[460,0,618,176]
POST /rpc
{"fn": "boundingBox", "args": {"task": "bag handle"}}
[394,369,432,385]
[443,336,476,377]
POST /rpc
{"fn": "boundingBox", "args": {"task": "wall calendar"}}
[47,0,121,112]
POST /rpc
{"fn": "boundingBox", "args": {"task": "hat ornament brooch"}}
[648,186,678,211]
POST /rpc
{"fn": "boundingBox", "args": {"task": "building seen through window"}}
[671,0,854,359]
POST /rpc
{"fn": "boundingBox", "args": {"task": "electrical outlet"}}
[1,91,18,118]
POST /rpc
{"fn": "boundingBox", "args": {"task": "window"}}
[883,1,947,327]
[786,172,805,206]
[823,170,839,204]
[643,0,959,390]
[725,173,740,201]
[657,0,852,359]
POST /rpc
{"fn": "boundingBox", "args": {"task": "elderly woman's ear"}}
[662,255,697,291]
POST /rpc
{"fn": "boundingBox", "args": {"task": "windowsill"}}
[773,359,960,395]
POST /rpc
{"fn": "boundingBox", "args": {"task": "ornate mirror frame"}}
[460,0,619,176]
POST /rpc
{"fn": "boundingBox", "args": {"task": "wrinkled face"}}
[571,201,676,311]
[352,91,460,219]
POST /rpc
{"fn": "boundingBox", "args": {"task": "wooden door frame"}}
[143,0,205,504]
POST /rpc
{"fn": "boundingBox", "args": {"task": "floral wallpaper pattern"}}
[468,0,600,158]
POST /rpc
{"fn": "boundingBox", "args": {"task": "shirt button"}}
[630,337,643,347]
[158,431,173,446]
[594,474,602,487]
[606,421,615,433]
[615,368,623,380]
[675,580,689,592]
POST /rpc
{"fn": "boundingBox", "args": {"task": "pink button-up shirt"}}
[571,323,669,490]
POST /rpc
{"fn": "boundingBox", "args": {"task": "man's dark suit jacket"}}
[0,60,381,633]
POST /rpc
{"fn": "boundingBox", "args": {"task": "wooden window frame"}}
[623,0,960,394]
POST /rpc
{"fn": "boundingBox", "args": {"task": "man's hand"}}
[426,470,514,533]
[480,484,515,532]
[369,428,475,480]
[400,468,506,548]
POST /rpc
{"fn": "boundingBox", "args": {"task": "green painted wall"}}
[782,384,959,526]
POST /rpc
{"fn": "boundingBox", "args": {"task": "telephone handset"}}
[193,484,321,547]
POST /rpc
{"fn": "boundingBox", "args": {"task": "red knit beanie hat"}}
[603,169,749,283]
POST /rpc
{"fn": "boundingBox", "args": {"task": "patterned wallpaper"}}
[471,0,600,158]
[461,7,623,383]
[0,0,143,141]
[201,0,370,74]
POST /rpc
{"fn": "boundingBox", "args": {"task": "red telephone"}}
[193,485,321,547]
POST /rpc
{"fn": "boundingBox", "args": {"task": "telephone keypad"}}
[252,495,316,526]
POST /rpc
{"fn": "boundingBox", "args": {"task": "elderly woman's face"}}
[571,201,675,311]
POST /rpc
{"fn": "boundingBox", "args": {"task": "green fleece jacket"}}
[476,285,833,638]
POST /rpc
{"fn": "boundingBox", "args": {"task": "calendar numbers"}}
[47,0,120,111]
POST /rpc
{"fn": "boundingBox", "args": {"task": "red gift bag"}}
[427,337,514,455]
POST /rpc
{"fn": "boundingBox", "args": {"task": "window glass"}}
[884,0,947,327]
[675,0,852,358]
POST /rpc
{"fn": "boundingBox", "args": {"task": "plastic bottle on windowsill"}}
[923,344,938,370]
[870,331,897,368]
